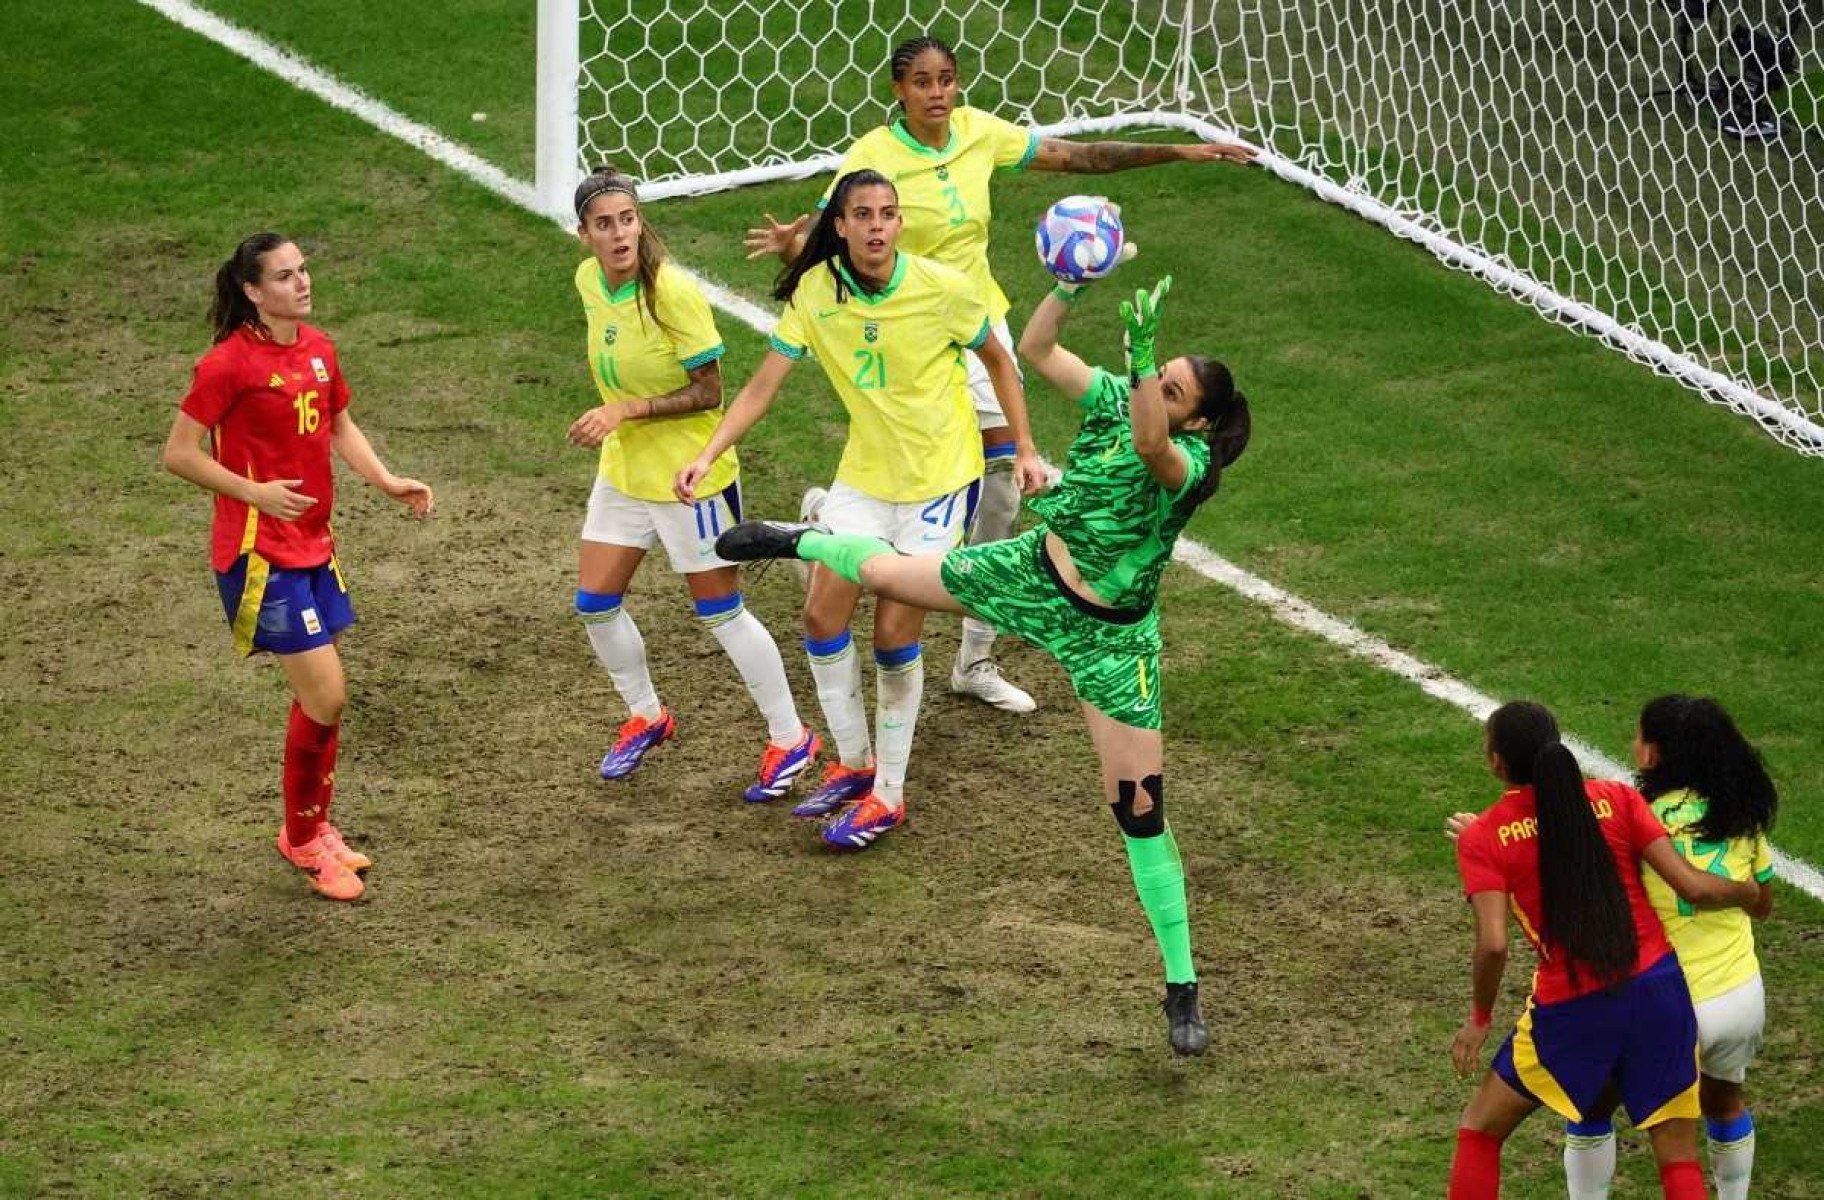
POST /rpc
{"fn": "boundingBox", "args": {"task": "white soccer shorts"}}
[1694,972,1765,1083]
[581,476,741,574]
[820,478,981,556]
[965,320,1018,431]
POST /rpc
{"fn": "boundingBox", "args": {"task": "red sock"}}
[318,720,341,826]
[282,701,338,846]
[1448,1127,1502,1200]
[1659,1159,1707,1200]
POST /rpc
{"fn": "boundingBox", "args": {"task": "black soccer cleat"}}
[715,520,826,563]
[1163,981,1209,1056]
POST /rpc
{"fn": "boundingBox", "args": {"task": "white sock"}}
[698,595,801,745]
[578,592,661,720]
[956,458,1020,671]
[806,631,870,768]
[1562,1122,1615,1200]
[873,644,923,807]
[1708,1113,1755,1200]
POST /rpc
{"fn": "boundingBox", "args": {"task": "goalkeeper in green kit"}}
[715,259,1252,1055]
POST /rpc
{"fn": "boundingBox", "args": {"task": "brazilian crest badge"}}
[603,325,618,346]
[863,322,879,343]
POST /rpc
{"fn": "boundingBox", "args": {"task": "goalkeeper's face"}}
[577,193,643,278]
[1159,357,1210,432]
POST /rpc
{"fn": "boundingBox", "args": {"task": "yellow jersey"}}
[770,252,989,502]
[822,106,1039,323]
[574,258,734,502]
[1641,788,1774,1002]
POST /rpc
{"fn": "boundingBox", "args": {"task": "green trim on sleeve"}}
[1754,866,1776,883]
[999,131,1041,172]
[679,344,725,371]
[767,334,806,361]
[964,317,991,351]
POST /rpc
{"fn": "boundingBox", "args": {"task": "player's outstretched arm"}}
[674,350,794,502]
[332,411,433,517]
[1016,288,1095,400]
[744,212,811,264]
[1030,136,1256,174]
[161,410,317,520]
[1121,276,1194,493]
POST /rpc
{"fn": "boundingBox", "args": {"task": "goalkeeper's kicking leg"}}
[716,521,1209,1055]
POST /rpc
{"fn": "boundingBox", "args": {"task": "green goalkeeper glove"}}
[1120,274,1173,380]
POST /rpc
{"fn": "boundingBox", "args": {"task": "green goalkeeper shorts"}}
[941,527,1164,730]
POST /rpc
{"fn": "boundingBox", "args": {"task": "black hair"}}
[210,232,292,343]
[772,170,898,304]
[574,164,673,338]
[889,34,959,112]
[1171,356,1251,515]
[1487,700,1637,990]
[1637,694,1778,842]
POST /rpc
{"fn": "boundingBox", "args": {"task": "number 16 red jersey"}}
[180,323,351,571]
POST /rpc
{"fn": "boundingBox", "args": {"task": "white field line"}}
[141,0,1824,905]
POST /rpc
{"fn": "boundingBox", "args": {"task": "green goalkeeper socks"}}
[796,530,895,586]
[1124,827,1196,985]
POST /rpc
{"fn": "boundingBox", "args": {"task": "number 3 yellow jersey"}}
[770,253,990,503]
[574,258,734,502]
[1641,788,1774,1002]
[822,106,1039,323]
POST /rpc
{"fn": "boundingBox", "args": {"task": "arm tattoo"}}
[1035,137,1183,175]
[635,361,722,419]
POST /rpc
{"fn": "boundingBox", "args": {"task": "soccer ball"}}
[1035,196,1125,283]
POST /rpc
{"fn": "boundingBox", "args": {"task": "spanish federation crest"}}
[863,321,879,344]
[309,356,330,383]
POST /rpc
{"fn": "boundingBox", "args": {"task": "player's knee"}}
[1110,774,1165,838]
[802,607,849,642]
[301,683,346,726]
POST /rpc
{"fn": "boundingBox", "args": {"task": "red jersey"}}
[180,324,350,571]
[1456,779,1674,1004]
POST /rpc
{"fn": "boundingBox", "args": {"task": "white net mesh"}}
[573,1,1824,451]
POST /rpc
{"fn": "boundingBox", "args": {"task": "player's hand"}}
[568,404,624,448]
[1451,1019,1490,1079]
[1120,274,1172,379]
[1183,140,1258,166]
[673,456,712,504]
[1013,448,1049,497]
[248,478,317,521]
[1443,812,1477,842]
[381,475,435,518]
[744,212,810,261]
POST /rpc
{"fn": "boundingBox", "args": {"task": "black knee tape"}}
[1111,774,1166,838]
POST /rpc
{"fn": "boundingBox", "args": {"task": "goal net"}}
[540,1,1824,452]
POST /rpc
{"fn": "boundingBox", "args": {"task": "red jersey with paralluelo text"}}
[1456,778,1675,1004]
[180,323,350,571]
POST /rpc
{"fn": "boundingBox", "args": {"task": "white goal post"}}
[537,0,1824,454]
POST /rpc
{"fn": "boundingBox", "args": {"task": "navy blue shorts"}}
[1493,953,1700,1127]
[215,553,355,657]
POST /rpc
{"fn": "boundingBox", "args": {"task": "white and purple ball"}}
[1035,196,1125,283]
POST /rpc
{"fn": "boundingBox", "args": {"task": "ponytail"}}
[773,170,897,304]
[210,232,289,343]
[1174,356,1251,515]
[1487,700,1637,989]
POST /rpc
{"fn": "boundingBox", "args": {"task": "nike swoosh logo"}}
[817,307,840,318]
